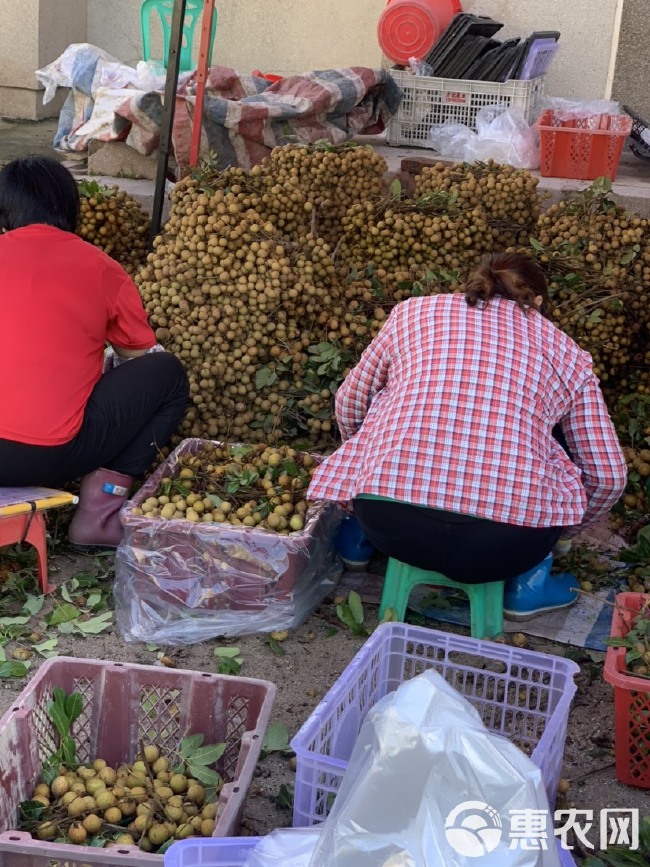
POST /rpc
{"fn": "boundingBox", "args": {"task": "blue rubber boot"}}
[503,555,579,621]
[335,515,376,570]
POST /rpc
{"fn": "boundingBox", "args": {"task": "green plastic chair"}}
[379,557,505,640]
[141,0,218,72]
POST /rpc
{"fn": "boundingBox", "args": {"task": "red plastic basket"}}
[603,592,650,788]
[536,109,632,181]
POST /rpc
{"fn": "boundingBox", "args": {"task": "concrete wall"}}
[0,0,628,119]
[611,0,648,118]
[461,0,621,100]
[88,0,386,74]
[0,0,86,119]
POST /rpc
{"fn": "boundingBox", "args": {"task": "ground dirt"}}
[0,535,647,864]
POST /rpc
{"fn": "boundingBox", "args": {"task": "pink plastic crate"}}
[291,623,578,827]
[0,658,276,866]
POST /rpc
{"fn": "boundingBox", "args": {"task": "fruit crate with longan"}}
[114,440,342,644]
[0,657,276,866]
[604,592,650,789]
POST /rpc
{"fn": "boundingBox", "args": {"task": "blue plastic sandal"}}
[503,555,579,621]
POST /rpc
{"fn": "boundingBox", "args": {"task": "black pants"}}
[0,353,189,485]
[353,498,563,584]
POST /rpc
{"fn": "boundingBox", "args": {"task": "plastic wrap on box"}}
[114,439,343,644]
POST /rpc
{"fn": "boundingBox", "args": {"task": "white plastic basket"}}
[387,69,545,148]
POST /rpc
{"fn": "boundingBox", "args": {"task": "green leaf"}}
[264,636,286,656]
[390,178,402,197]
[179,734,205,757]
[529,237,544,253]
[47,702,70,739]
[145,643,159,652]
[74,612,113,634]
[261,722,290,756]
[61,734,77,766]
[0,661,29,678]
[276,783,294,810]
[65,693,83,724]
[325,626,338,638]
[255,367,278,389]
[21,595,44,617]
[604,637,629,648]
[56,622,76,635]
[89,837,107,847]
[47,603,80,626]
[0,615,31,627]
[19,799,47,821]
[40,764,58,787]
[347,591,364,625]
[52,686,68,709]
[189,743,226,766]
[185,764,223,787]
[214,646,242,659]
[85,592,102,610]
[60,585,74,604]
[32,637,59,658]
[157,838,175,855]
[207,495,223,508]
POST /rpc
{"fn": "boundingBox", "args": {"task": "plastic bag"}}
[430,106,540,169]
[309,669,561,867]
[542,96,622,122]
[114,439,343,644]
[242,829,321,867]
[135,60,168,92]
[408,57,434,77]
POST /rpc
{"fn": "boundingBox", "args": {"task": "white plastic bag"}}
[309,670,561,867]
[430,106,540,169]
[136,60,168,92]
[242,829,320,867]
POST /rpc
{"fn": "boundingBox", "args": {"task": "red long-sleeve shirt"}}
[308,294,627,530]
[0,225,155,445]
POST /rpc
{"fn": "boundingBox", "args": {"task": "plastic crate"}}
[603,592,650,788]
[386,68,545,147]
[291,622,578,827]
[164,835,577,866]
[537,109,633,180]
[0,657,276,866]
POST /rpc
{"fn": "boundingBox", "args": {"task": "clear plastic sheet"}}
[541,96,622,123]
[309,669,561,867]
[430,106,540,168]
[409,57,434,77]
[114,439,343,644]
[242,828,321,867]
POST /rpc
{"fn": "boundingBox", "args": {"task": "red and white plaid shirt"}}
[308,294,627,529]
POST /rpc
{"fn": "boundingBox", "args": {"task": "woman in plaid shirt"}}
[308,253,627,619]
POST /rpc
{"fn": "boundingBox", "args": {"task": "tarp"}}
[37,44,402,171]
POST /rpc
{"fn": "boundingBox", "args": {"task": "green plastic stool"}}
[379,558,505,640]
[141,0,218,72]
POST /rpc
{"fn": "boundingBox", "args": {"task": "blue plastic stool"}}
[379,558,505,640]
[141,0,218,71]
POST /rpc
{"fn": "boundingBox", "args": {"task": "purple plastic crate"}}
[291,622,578,827]
[164,836,577,866]
[165,837,261,867]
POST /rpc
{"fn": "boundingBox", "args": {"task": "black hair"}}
[0,155,80,233]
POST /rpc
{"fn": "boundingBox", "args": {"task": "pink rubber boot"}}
[68,468,133,550]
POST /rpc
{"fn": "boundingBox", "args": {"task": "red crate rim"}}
[603,592,650,689]
[536,109,633,135]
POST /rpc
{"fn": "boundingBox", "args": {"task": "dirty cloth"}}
[37,44,402,170]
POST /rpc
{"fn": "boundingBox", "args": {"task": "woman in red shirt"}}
[0,156,189,550]
[308,254,628,619]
